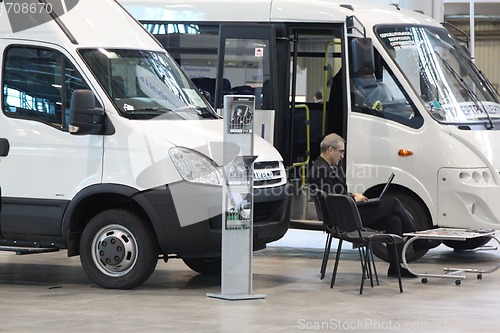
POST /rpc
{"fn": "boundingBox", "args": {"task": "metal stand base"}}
[207,293,266,301]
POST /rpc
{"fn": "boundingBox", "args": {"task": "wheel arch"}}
[366,184,435,262]
[63,184,165,257]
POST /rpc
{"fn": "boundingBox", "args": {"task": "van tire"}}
[80,209,159,289]
[182,257,221,275]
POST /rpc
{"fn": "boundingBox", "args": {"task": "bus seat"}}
[231,85,254,95]
[111,76,127,98]
[191,77,216,104]
[191,77,232,105]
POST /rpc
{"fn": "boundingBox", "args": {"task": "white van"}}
[121,0,500,261]
[0,0,290,289]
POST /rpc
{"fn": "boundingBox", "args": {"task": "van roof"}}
[0,0,163,51]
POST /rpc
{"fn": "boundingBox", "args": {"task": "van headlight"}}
[169,147,222,185]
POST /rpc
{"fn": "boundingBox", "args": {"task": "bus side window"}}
[350,60,423,129]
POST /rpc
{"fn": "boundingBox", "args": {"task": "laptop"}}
[356,173,395,206]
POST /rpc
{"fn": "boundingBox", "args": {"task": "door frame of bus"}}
[216,24,280,150]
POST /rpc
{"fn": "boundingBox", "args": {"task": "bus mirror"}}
[69,90,105,135]
[346,16,354,33]
[350,37,375,76]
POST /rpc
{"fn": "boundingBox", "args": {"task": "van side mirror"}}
[69,90,105,135]
[200,90,212,106]
[0,138,9,157]
[350,37,375,76]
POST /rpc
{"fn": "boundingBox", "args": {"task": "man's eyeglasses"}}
[331,146,345,153]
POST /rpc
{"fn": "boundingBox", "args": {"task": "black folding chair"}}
[313,190,338,280]
[326,194,404,294]
[314,190,371,285]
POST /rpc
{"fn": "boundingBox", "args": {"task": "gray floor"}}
[1,229,500,332]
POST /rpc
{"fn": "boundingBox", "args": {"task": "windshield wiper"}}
[435,51,494,130]
[129,107,172,113]
[454,47,500,103]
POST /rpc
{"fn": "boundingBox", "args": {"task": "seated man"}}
[309,133,417,278]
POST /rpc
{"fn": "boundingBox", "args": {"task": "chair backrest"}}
[313,190,335,233]
[326,194,364,234]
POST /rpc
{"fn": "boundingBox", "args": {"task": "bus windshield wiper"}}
[435,51,494,130]
[454,46,500,103]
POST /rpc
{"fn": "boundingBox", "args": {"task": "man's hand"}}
[353,193,368,203]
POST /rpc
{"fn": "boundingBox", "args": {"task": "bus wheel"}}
[80,209,159,289]
[444,236,492,251]
[371,191,432,263]
[182,257,221,275]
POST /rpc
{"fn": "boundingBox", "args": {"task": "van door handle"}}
[0,138,10,156]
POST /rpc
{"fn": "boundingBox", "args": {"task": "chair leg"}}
[369,246,379,286]
[365,245,375,288]
[358,246,373,283]
[320,233,333,280]
[390,239,403,293]
[358,246,366,274]
[330,239,343,288]
[359,244,372,294]
[357,247,371,287]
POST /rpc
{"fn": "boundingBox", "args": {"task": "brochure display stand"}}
[208,95,265,300]
[402,228,500,285]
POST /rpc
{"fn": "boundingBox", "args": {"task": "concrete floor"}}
[1,229,500,332]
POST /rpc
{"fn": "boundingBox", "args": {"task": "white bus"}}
[122,0,500,260]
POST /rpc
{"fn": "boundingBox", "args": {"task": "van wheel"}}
[371,191,432,263]
[182,257,221,275]
[80,209,159,289]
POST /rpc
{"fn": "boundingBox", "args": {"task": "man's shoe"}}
[388,265,418,278]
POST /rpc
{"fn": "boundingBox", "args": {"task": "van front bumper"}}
[136,181,291,257]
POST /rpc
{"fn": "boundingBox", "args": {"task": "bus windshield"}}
[79,49,217,120]
[376,25,500,126]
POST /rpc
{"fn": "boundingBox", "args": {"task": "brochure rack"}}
[208,95,265,300]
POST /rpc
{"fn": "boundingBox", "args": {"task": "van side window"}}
[2,46,90,130]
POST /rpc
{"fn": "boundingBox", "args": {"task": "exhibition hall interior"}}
[1,0,500,332]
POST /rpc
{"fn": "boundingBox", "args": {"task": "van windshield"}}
[79,49,218,120]
[376,25,500,127]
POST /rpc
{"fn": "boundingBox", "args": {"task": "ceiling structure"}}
[444,0,500,19]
